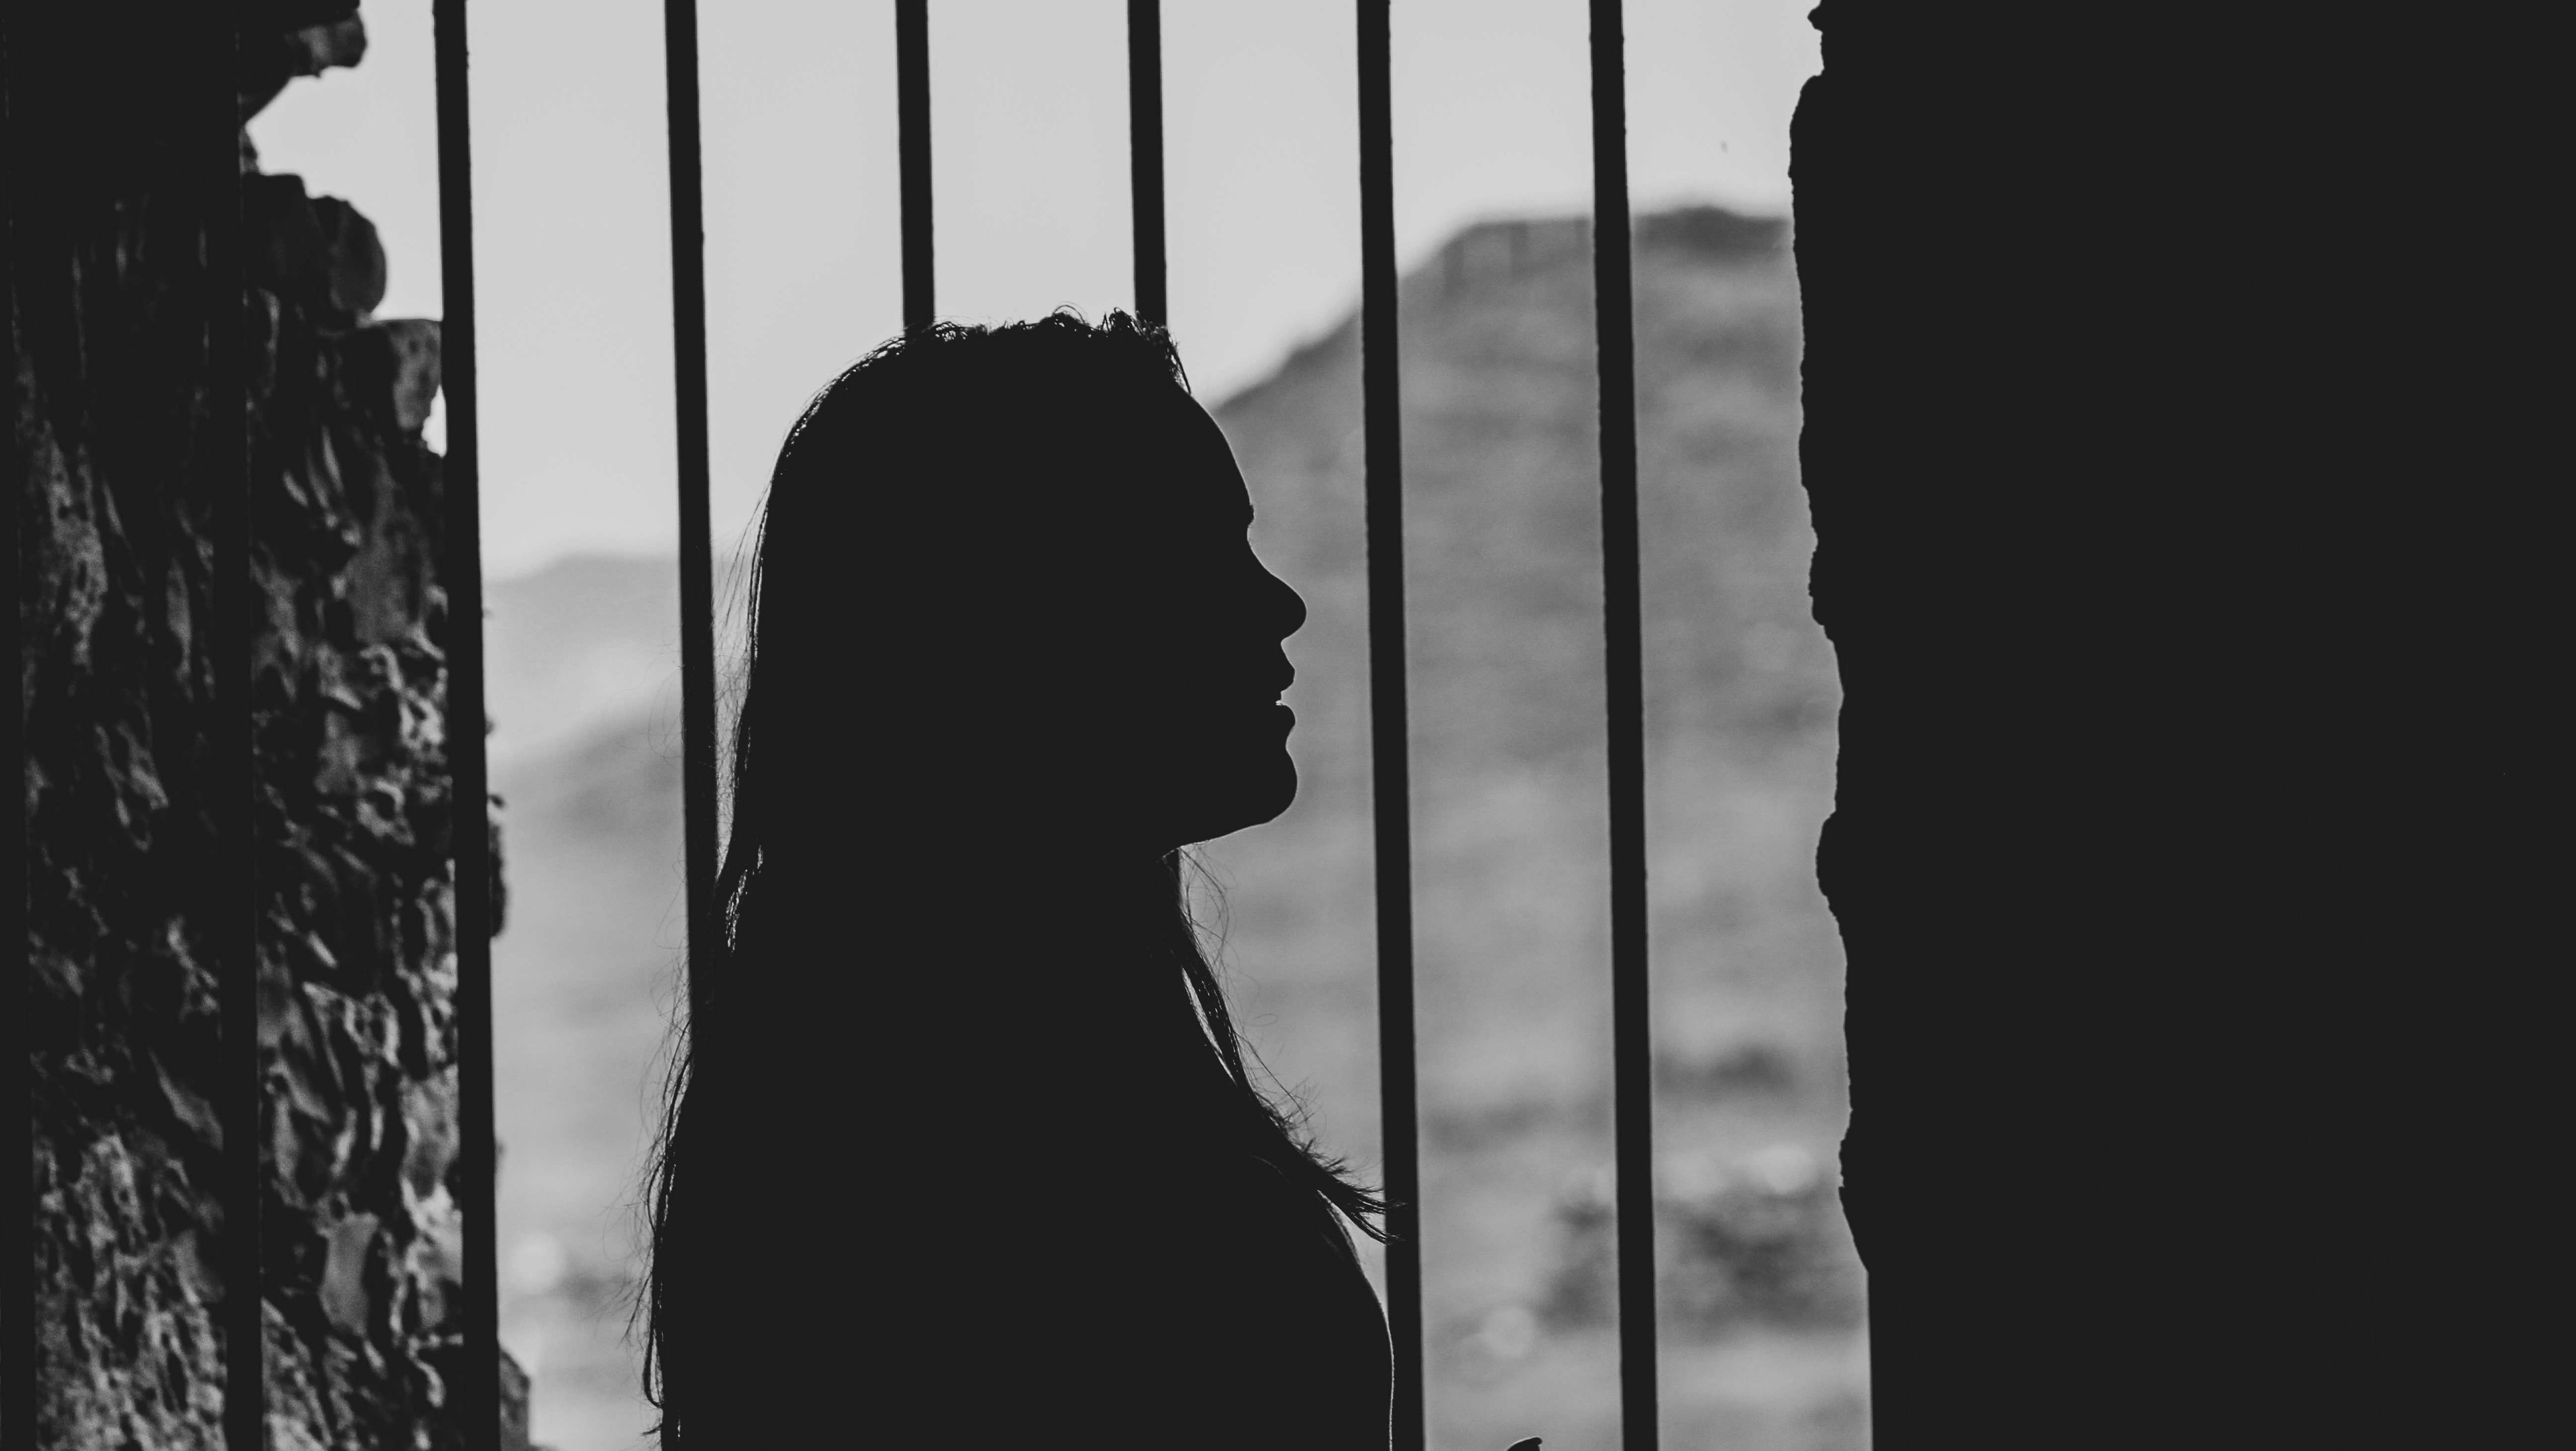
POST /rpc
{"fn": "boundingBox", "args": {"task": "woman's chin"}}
[1237,755,1300,832]
[1153,753,1298,850]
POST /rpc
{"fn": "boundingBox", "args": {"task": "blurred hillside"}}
[484,205,1856,1451]
[485,555,689,768]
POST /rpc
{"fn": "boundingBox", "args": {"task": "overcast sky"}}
[250,0,1819,577]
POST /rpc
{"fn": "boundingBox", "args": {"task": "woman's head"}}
[733,311,1306,862]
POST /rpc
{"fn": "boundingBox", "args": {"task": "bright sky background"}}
[250,0,1819,578]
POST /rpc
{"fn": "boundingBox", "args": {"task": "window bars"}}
[1586,4,1660,1444]
[0,5,25,1429]
[432,1,505,1444]
[895,0,935,330]
[207,6,266,1448]
[4,2,1661,1447]
[662,0,722,1041]
[1351,4,1428,1447]
[1127,0,1168,325]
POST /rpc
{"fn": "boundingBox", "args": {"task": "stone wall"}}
[12,4,526,1444]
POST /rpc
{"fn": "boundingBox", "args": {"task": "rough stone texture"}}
[11,5,527,1445]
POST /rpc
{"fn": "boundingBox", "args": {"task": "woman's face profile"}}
[1045,391,1307,854]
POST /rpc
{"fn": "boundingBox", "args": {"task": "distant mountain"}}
[1228,204,1815,788]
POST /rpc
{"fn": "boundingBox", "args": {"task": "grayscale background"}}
[248,4,1850,1447]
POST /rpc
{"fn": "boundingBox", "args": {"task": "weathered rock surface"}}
[12,4,528,1445]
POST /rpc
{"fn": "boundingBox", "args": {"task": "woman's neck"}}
[741,843,1216,1091]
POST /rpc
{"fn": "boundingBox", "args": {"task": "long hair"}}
[638,312,1382,1445]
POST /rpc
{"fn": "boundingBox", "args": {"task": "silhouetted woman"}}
[643,313,1393,1446]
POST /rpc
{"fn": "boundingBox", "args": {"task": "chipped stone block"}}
[245,171,388,322]
[240,11,368,125]
[319,1212,384,1334]
[18,13,517,1439]
[343,319,444,435]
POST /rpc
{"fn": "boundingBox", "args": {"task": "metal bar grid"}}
[1352,3,1427,1447]
[1587,2,1658,1447]
[0,1,25,1431]
[662,0,721,1036]
[895,0,934,330]
[208,6,264,1446]
[431,2,503,1445]
[1127,0,1166,325]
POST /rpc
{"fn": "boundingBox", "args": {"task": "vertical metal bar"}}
[430,4,501,1446]
[662,0,719,1031]
[1587,2,1658,1447]
[894,0,934,331]
[0,6,30,1445]
[1353,4,1422,1448]
[207,7,263,1447]
[1126,0,1166,325]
